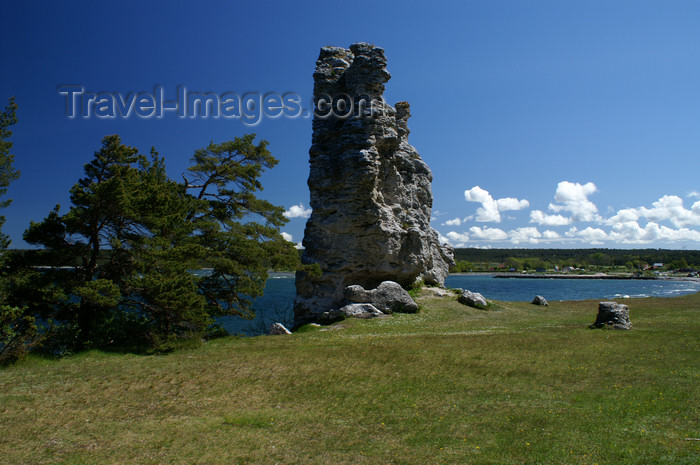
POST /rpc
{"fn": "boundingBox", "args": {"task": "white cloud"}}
[509,227,542,244]
[281,231,304,249]
[607,220,700,244]
[283,203,312,219]
[446,231,470,245]
[605,195,700,229]
[468,226,508,241]
[576,227,609,244]
[638,195,700,228]
[464,186,529,223]
[440,226,560,245]
[638,195,693,226]
[548,181,600,222]
[605,207,640,225]
[496,197,530,211]
[464,186,499,222]
[439,185,700,246]
[529,210,571,226]
[463,186,491,204]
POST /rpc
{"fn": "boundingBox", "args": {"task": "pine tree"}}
[183,135,298,319]
[21,134,298,352]
[0,97,20,249]
[0,97,37,365]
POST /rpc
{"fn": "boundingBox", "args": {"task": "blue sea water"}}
[217,272,297,336]
[445,275,700,301]
[218,273,700,336]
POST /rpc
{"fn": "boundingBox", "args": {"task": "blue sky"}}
[1,0,699,249]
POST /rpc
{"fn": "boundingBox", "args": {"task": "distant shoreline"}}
[491,273,700,282]
[270,271,700,283]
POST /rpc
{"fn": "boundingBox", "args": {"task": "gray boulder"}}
[531,295,548,306]
[320,303,385,322]
[338,303,385,319]
[458,290,488,309]
[269,323,292,335]
[589,302,631,330]
[293,43,454,325]
[344,281,418,314]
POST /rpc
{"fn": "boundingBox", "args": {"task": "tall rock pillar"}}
[294,43,454,325]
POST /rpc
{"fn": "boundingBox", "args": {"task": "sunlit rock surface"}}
[294,43,454,325]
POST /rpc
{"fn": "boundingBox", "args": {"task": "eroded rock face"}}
[590,302,631,330]
[344,281,419,314]
[336,303,385,319]
[269,323,292,335]
[294,43,453,325]
[458,290,488,310]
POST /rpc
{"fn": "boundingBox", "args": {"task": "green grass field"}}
[1,290,698,464]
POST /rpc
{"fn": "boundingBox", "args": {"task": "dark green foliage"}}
[0,305,38,365]
[183,135,298,318]
[21,135,151,349]
[0,97,21,249]
[452,248,700,271]
[452,260,474,272]
[17,134,297,353]
[0,97,40,365]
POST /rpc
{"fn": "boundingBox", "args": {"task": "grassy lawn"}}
[1,291,698,464]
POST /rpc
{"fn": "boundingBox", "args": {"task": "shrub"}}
[0,305,38,366]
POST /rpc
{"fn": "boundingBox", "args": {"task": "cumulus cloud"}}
[548,181,599,222]
[642,195,700,227]
[468,226,508,241]
[606,195,700,229]
[608,221,700,244]
[446,231,470,246]
[529,210,571,226]
[439,183,700,246]
[283,203,312,219]
[557,220,700,245]
[440,226,561,246]
[605,207,640,225]
[576,227,609,245]
[508,227,542,244]
[464,186,529,223]
[281,231,304,249]
[496,197,530,211]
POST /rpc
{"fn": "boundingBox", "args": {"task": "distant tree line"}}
[0,97,301,364]
[452,248,700,272]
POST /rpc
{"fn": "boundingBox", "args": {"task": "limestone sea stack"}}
[294,43,454,325]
